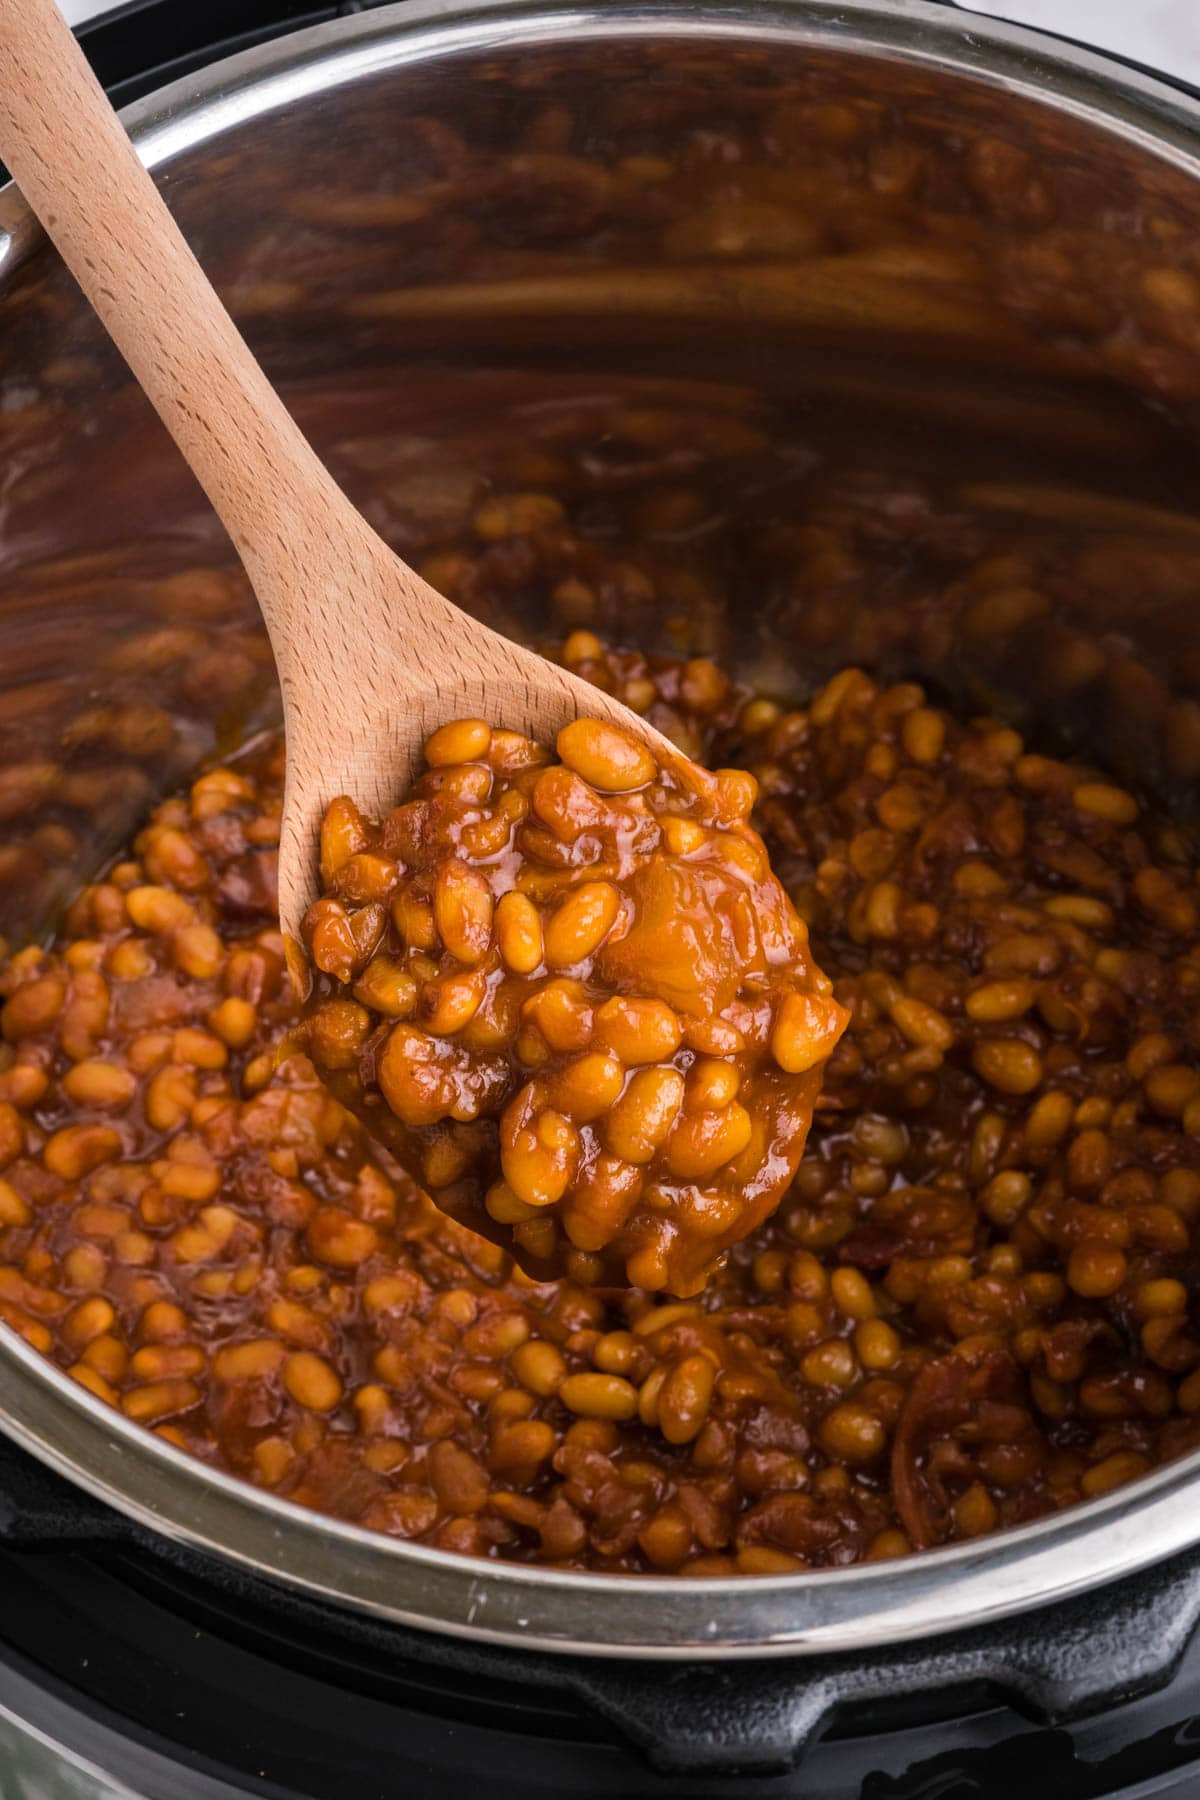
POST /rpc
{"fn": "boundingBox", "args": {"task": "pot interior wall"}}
[1,24,1199,941]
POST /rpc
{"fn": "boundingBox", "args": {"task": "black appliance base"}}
[5,1432,1200,1798]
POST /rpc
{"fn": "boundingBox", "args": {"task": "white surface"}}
[56,0,1200,83]
[962,0,1200,81]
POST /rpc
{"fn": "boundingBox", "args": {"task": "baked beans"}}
[4,621,1200,1571]
[296,718,847,1296]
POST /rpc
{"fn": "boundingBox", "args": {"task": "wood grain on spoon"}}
[0,0,678,945]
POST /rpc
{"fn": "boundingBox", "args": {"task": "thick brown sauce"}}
[4,623,1200,1571]
[298,715,846,1299]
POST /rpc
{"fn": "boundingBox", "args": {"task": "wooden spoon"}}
[0,0,678,945]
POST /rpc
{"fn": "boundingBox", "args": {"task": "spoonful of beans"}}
[0,0,848,1293]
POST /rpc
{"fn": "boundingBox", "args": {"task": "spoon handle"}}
[0,0,359,601]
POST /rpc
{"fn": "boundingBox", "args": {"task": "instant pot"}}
[4,0,1200,1793]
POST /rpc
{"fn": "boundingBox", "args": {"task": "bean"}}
[966,979,1034,1023]
[1081,1452,1149,1497]
[1067,1243,1127,1298]
[658,1354,715,1443]
[557,720,655,792]
[594,997,681,1065]
[306,1206,379,1269]
[1145,1065,1200,1118]
[512,1340,566,1397]
[474,492,564,540]
[428,1439,489,1514]
[492,1418,557,1476]
[214,1340,286,1383]
[43,1124,121,1180]
[138,1302,188,1343]
[318,797,370,883]
[559,1372,638,1421]
[62,1061,137,1110]
[434,860,494,965]
[1135,1279,1188,1319]
[126,886,192,934]
[772,990,847,1074]
[633,1302,700,1338]
[544,881,621,968]
[123,1380,200,1423]
[283,1351,343,1412]
[972,1038,1043,1095]
[426,719,492,767]
[552,1053,625,1121]
[495,891,544,974]
[890,996,955,1052]
[639,1505,694,1570]
[145,1066,196,1132]
[1074,783,1138,825]
[172,924,224,980]
[1135,868,1197,934]
[561,625,603,661]
[503,1108,580,1208]
[62,1297,116,1349]
[604,1068,685,1164]
[2,974,66,1039]
[71,1364,119,1406]
[818,1403,886,1463]
[1128,1033,1176,1080]
[665,1103,752,1178]
[351,959,417,1020]
[802,1339,858,1388]
[0,1179,31,1228]
[521,979,594,1054]
[661,816,708,856]
[831,1268,875,1320]
[687,1059,740,1110]
[855,1319,900,1370]
[130,1343,205,1381]
[954,1483,998,1538]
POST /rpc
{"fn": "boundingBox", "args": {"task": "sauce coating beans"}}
[5,632,1200,1575]
[296,719,848,1296]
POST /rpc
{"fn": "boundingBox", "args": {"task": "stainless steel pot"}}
[1,0,1199,1659]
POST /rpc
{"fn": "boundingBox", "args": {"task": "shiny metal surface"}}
[0,1682,143,1800]
[0,1649,242,1799]
[1,0,1199,1657]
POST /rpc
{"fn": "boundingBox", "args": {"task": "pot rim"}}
[3,0,1200,1659]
